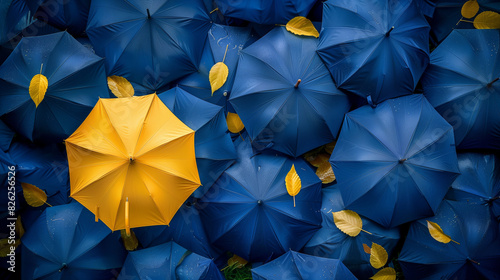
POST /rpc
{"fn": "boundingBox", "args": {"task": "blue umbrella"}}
[330,94,460,228]
[214,0,317,25]
[158,87,236,197]
[399,200,500,280]
[0,0,35,44]
[446,153,500,219]
[34,0,91,36]
[134,198,222,260]
[199,135,322,262]
[176,252,225,280]
[0,31,107,143]
[21,202,127,280]
[230,27,350,157]
[177,24,256,108]
[86,0,211,95]
[318,0,430,105]
[0,120,14,151]
[251,250,357,280]
[417,0,437,18]
[429,0,500,43]
[422,29,500,150]
[304,185,400,279]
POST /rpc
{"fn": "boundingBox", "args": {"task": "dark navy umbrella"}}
[214,0,317,25]
[158,87,236,198]
[251,251,357,280]
[399,200,500,280]
[134,198,222,260]
[176,252,225,280]
[446,153,500,219]
[177,24,256,108]
[21,202,127,280]
[0,120,14,152]
[422,29,500,150]
[34,0,91,36]
[0,31,107,143]
[429,0,500,43]
[199,135,322,262]
[318,0,430,105]
[87,0,211,95]
[331,94,460,228]
[0,0,35,44]
[230,27,350,157]
[304,185,400,279]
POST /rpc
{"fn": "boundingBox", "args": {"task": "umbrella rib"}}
[134,131,192,159]
[265,203,322,226]
[403,164,435,212]
[441,43,488,83]
[401,99,423,157]
[136,160,200,186]
[46,49,82,83]
[262,159,287,199]
[42,100,71,136]
[406,127,454,159]
[70,161,127,196]
[211,205,257,243]
[131,96,154,157]
[223,172,259,200]
[47,59,104,92]
[346,116,398,159]
[99,104,134,157]
[243,51,292,85]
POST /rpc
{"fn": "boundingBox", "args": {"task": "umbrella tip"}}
[398,158,407,164]
[147,9,151,19]
[487,77,499,87]
[385,26,395,37]
[294,79,301,88]
[257,200,263,205]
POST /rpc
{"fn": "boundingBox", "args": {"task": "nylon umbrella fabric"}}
[330,94,460,228]
[230,27,350,157]
[446,153,500,219]
[86,0,211,95]
[399,200,500,280]
[422,29,500,150]
[303,185,400,279]
[158,87,236,198]
[251,250,357,280]
[429,0,500,43]
[0,31,107,143]
[34,0,91,36]
[134,198,222,260]
[0,120,14,152]
[199,135,322,262]
[21,202,127,280]
[214,0,317,25]
[177,24,256,108]
[318,0,430,105]
[65,94,201,232]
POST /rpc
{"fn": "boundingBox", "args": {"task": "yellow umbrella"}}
[65,94,200,234]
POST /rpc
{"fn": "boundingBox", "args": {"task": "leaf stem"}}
[40,63,43,74]
[361,228,373,235]
[210,7,219,14]
[239,132,244,141]
[293,196,296,207]
[451,239,460,245]
[223,44,229,63]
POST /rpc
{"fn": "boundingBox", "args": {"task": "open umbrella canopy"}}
[331,94,460,228]
[318,0,430,105]
[134,198,222,260]
[177,24,256,108]
[118,241,223,280]
[34,0,91,36]
[21,202,127,280]
[446,153,500,219]
[0,31,107,143]
[251,251,357,280]
[158,87,236,198]
[422,29,500,150]
[429,0,500,43]
[0,120,14,151]
[199,136,322,262]
[304,185,400,279]
[230,27,350,157]
[86,0,211,95]
[66,94,201,232]
[399,200,500,280]
[214,0,317,25]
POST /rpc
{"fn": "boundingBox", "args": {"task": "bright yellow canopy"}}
[66,94,200,233]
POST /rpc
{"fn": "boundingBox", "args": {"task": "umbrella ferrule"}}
[385,26,394,37]
[294,79,301,88]
[398,158,407,164]
[487,77,499,87]
[257,200,263,205]
[147,9,151,19]
[58,263,67,272]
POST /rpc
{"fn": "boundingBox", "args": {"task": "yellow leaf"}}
[226,112,244,134]
[29,74,48,107]
[286,16,319,38]
[107,76,134,98]
[325,141,336,154]
[209,62,228,95]
[22,183,50,207]
[16,216,24,238]
[120,229,138,251]
[0,239,20,258]
[286,164,302,207]
[332,210,372,237]
[474,11,500,29]
[307,154,335,184]
[363,243,371,254]
[227,254,248,268]
[427,220,460,244]
[461,0,479,19]
[370,267,397,280]
[370,242,388,269]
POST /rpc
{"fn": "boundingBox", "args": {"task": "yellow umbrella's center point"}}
[129,157,135,164]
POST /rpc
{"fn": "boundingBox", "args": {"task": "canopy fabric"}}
[66,94,201,231]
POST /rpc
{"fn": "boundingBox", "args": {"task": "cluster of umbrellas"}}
[0,0,499,279]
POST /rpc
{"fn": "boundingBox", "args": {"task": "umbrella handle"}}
[125,197,130,236]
